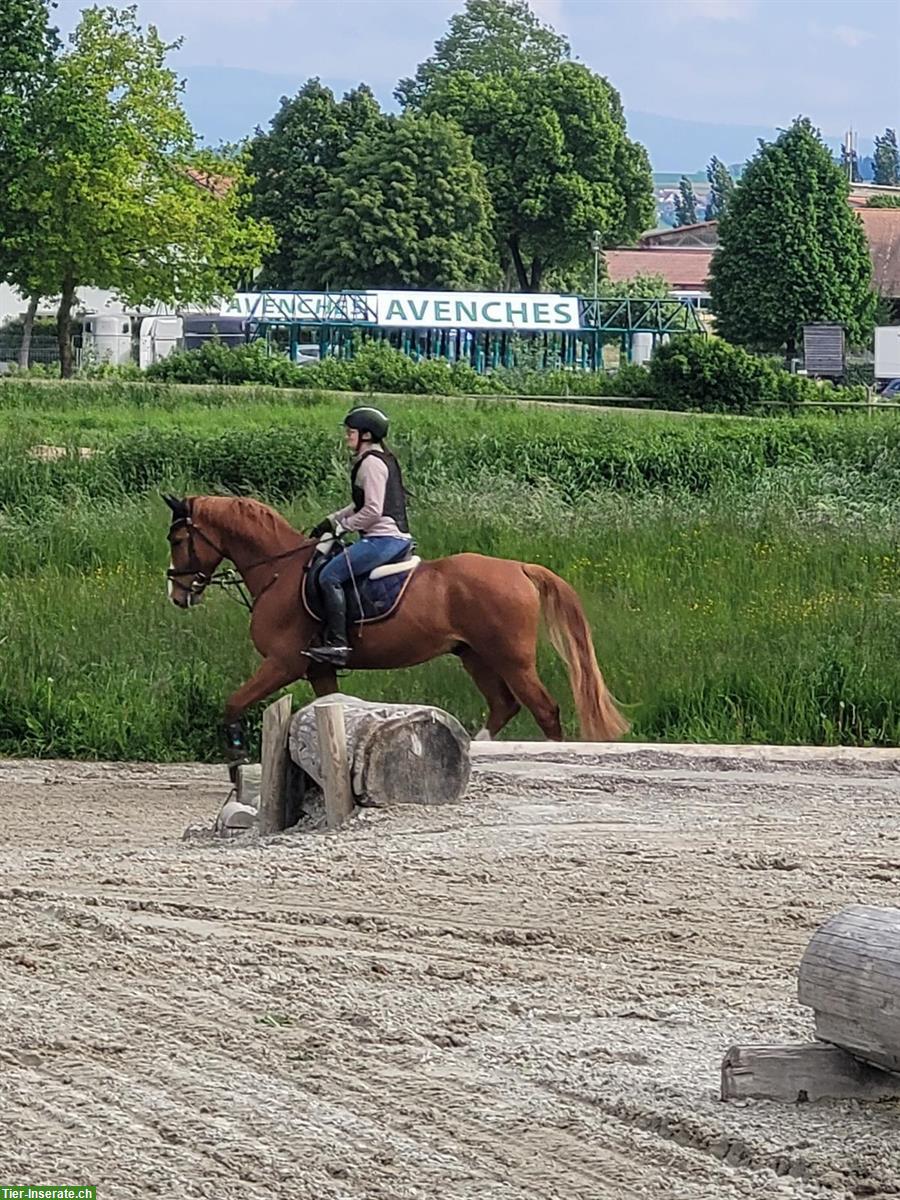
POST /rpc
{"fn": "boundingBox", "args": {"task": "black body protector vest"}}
[350,448,410,534]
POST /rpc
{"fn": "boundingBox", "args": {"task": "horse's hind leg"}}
[458,649,521,739]
[495,661,563,741]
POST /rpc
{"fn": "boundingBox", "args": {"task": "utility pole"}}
[591,229,602,301]
[844,127,857,183]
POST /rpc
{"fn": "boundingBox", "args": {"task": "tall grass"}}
[1,475,898,759]
[2,380,899,759]
[3,390,900,513]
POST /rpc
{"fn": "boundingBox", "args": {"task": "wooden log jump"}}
[721,904,900,1103]
[289,693,471,818]
[215,693,472,835]
[798,904,900,1074]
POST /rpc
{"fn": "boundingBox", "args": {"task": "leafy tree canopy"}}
[872,128,899,187]
[314,112,498,290]
[0,0,60,284]
[705,156,734,220]
[709,117,875,355]
[395,0,569,110]
[12,4,273,374]
[248,79,384,288]
[423,62,654,290]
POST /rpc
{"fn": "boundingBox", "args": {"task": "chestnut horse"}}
[163,494,628,760]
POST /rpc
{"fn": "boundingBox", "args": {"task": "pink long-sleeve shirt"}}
[331,451,411,538]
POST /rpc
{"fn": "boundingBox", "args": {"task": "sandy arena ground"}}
[2,742,900,1199]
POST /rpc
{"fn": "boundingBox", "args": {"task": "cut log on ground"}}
[721,1041,900,1103]
[290,694,471,811]
[798,904,900,1074]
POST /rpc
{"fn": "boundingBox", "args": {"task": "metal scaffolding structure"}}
[243,291,706,373]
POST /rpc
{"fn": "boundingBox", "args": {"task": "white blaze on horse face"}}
[167,553,175,602]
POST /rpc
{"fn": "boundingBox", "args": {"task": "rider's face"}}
[346,428,361,454]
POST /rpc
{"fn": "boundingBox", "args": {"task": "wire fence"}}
[0,336,85,369]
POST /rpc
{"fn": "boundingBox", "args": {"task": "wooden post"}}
[258,694,293,835]
[721,1042,900,1103]
[314,699,355,829]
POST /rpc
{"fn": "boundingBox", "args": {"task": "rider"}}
[307,407,412,666]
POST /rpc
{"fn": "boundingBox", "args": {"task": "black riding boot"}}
[307,578,351,666]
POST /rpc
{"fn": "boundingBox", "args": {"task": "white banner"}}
[218,292,377,323]
[375,290,580,331]
[216,289,582,331]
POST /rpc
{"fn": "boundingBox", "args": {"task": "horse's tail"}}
[523,564,630,742]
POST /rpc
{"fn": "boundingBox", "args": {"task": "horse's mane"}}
[192,495,303,546]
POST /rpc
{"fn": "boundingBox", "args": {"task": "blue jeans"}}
[319,536,411,586]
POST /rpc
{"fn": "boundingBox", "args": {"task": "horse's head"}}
[163,494,225,608]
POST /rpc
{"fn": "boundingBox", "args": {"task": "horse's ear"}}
[162,493,188,519]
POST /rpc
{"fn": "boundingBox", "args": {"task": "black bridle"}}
[166,502,318,611]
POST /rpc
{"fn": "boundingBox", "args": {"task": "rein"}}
[166,510,318,612]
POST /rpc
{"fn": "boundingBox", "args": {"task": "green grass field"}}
[1,381,898,760]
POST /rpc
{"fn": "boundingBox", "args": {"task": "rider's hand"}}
[310,518,334,538]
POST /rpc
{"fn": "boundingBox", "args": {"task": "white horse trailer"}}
[82,312,133,365]
[138,315,183,369]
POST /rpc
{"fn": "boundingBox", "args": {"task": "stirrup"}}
[304,642,351,666]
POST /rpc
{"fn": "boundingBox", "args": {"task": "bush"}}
[145,338,498,395]
[490,362,655,399]
[649,335,866,413]
[145,337,662,401]
[146,340,283,386]
[649,336,773,412]
[139,331,868,413]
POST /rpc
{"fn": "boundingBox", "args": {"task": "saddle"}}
[302,536,421,626]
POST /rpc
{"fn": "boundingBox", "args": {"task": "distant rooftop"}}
[608,202,900,298]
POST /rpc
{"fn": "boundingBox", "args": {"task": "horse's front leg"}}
[223,656,302,773]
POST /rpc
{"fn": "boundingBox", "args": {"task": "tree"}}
[422,63,654,291]
[674,176,698,226]
[709,117,875,358]
[248,80,385,288]
[0,0,60,365]
[313,113,497,290]
[873,128,899,186]
[705,156,734,219]
[14,5,273,376]
[396,0,569,110]
[599,273,671,299]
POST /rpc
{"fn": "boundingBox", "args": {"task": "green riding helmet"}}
[343,406,389,442]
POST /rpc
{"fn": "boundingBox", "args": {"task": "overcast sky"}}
[51,0,899,162]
